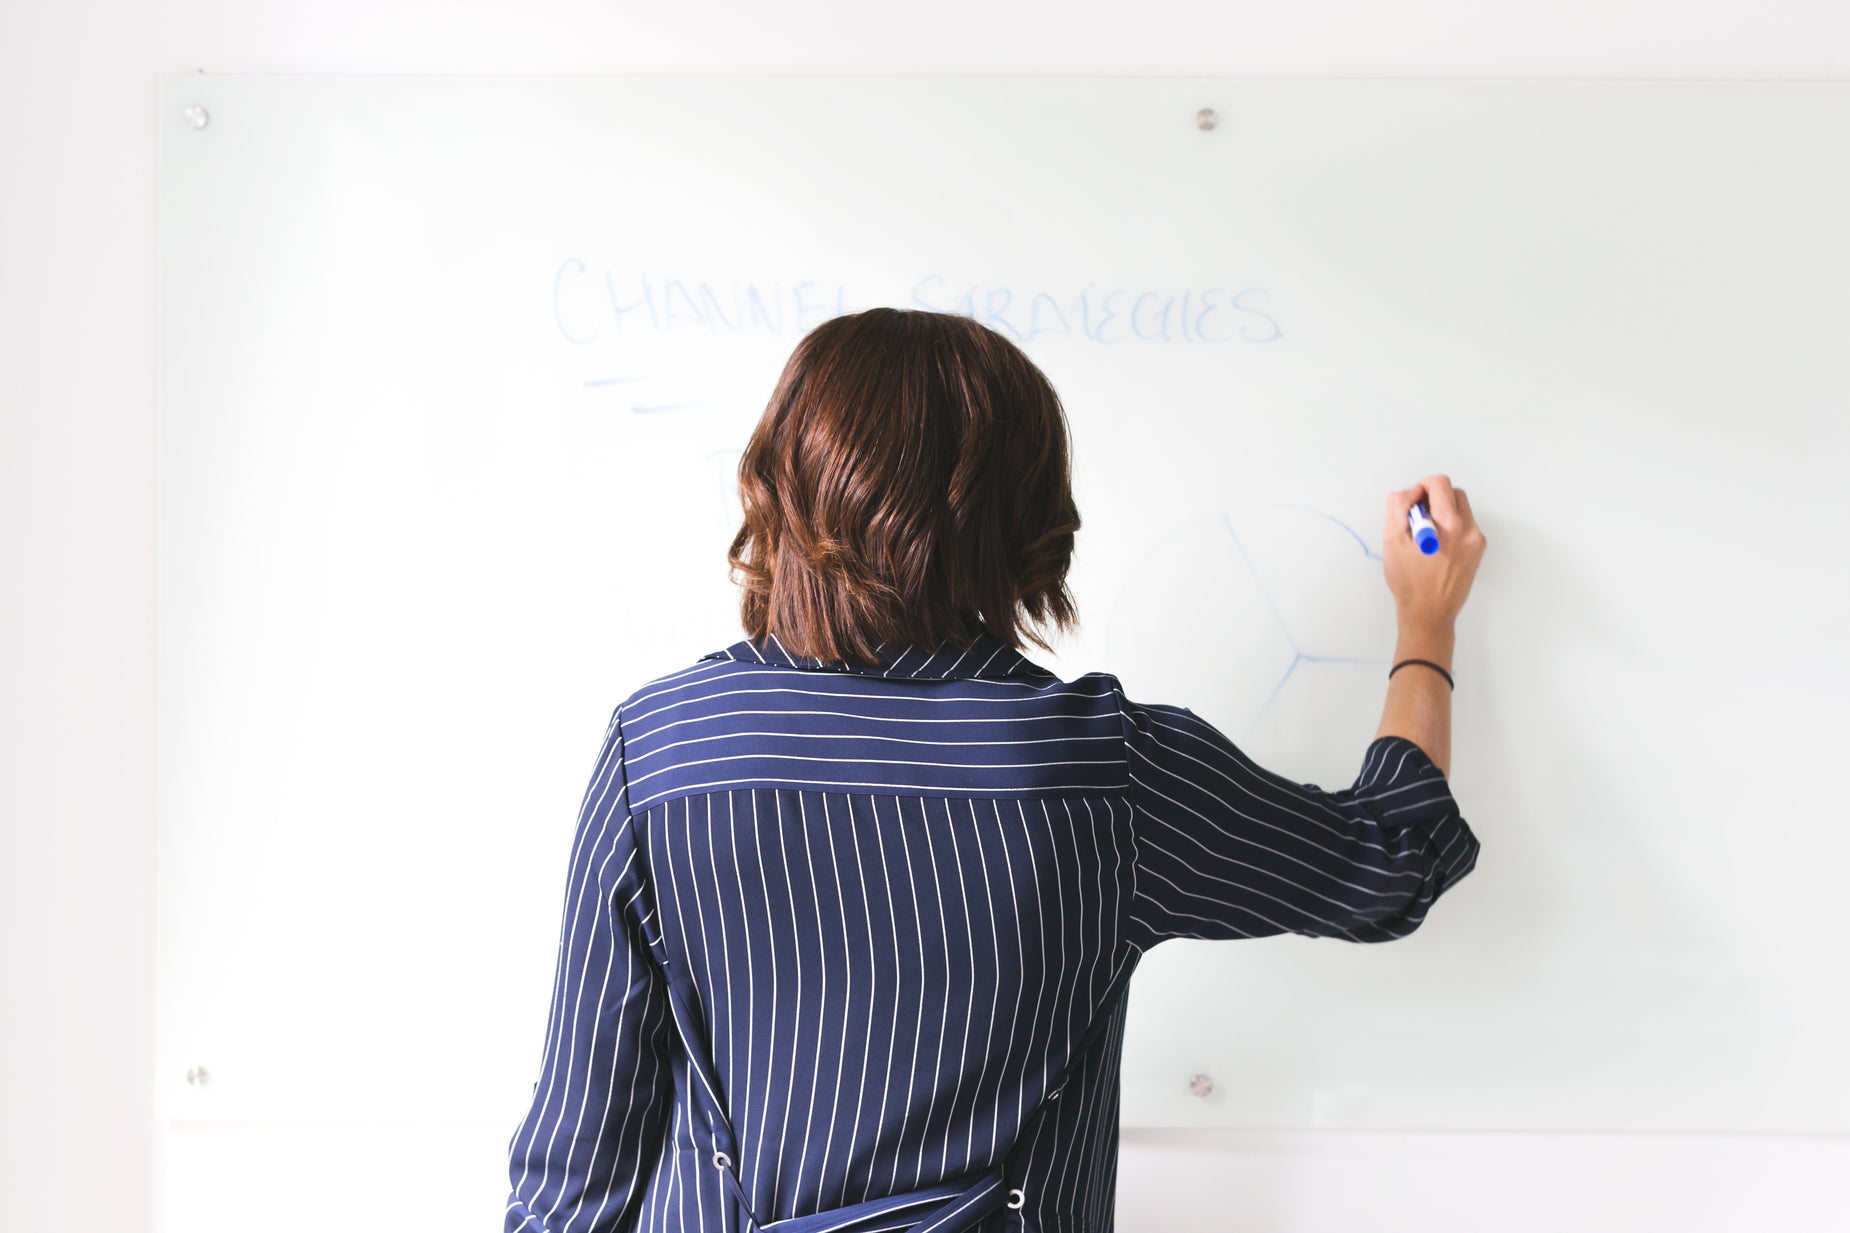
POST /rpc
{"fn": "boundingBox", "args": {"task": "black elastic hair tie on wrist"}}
[1390,658,1454,690]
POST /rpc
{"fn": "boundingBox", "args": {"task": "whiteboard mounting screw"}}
[1196,108,1218,132]
[182,105,210,130]
[186,1065,210,1086]
[1188,1073,1213,1097]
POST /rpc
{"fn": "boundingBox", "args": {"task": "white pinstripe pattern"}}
[505,632,1480,1232]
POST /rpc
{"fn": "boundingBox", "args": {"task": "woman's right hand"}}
[1383,474,1487,631]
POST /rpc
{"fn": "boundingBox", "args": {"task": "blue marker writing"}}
[1408,502,1440,555]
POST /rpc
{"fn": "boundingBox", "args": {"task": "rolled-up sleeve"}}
[1117,689,1480,947]
[506,709,674,1233]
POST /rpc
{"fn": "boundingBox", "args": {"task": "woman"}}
[505,308,1485,1233]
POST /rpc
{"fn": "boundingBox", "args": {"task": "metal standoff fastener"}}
[185,1065,210,1086]
[1196,108,1218,131]
[1006,1188,1026,1210]
[711,1150,731,1170]
[182,105,210,130]
[1188,1073,1213,1098]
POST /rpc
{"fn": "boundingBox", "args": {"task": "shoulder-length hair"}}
[728,308,1080,666]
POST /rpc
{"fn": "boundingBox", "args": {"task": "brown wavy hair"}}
[728,308,1080,666]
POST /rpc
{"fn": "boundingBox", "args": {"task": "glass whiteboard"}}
[157,75,1850,1130]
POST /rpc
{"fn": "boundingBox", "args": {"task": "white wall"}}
[4,3,1848,1230]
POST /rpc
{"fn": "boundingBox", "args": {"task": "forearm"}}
[1375,619,1455,778]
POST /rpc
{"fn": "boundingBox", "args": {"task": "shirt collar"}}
[703,629,1054,681]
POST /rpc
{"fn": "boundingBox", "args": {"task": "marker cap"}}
[1408,501,1440,555]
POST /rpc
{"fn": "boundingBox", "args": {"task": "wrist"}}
[1394,620,1456,669]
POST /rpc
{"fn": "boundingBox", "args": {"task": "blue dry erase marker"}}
[1408,502,1440,555]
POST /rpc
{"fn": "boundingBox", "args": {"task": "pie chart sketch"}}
[1103,502,1399,766]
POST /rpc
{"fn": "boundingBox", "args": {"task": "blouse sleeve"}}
[1116,687,1480,948]
[506,708,675,1233]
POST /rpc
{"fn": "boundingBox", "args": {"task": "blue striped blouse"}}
[505,631,1480,1232]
